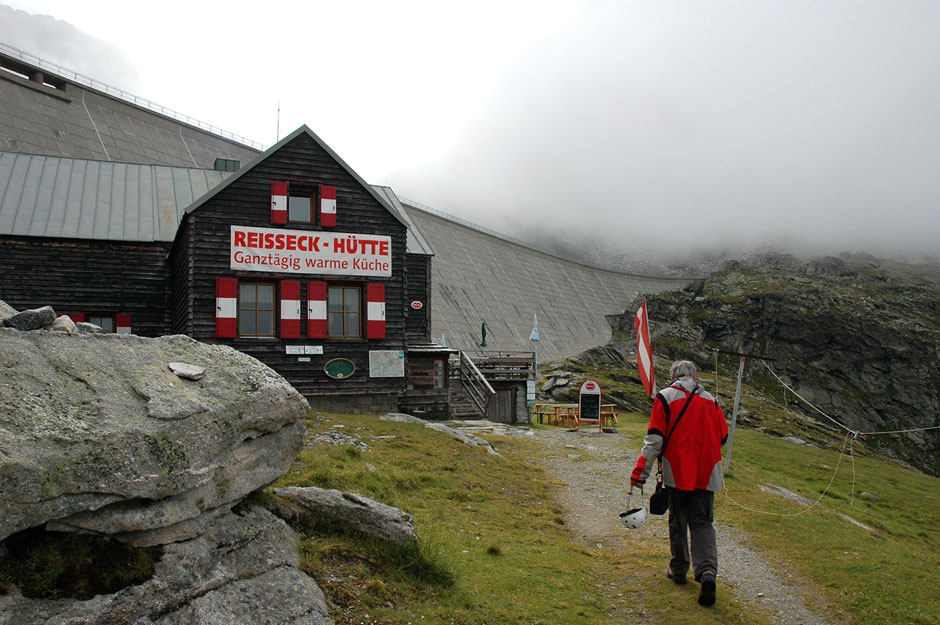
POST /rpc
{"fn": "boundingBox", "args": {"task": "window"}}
[239,282,275,337]
[88,315,115,333]
[288,185,317,223]
[328,285,361,338]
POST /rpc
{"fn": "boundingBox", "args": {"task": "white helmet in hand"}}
[619,485,648,529]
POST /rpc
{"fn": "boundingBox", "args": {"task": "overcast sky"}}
[3,1,939,259]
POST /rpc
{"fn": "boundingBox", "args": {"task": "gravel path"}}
[451,421,831,625]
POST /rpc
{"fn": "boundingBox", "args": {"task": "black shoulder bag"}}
[648,387,698,515]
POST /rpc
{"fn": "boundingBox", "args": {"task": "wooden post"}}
[724,355,746,476]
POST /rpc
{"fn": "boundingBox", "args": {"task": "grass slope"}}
[274,410,939,624]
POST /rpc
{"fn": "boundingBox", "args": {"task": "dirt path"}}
[453,421,831,625]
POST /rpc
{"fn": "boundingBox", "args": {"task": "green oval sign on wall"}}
[324,358,356,380]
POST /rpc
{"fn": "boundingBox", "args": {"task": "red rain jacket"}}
[631,377,729,492]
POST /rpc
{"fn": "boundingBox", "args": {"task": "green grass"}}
[716,426,940,625]
[279,410,940,625]
[276,414,770,624]
[276,413,615,624]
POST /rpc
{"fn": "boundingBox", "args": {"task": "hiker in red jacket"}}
[630,360,729,607]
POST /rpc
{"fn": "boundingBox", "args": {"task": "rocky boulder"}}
[0,506,333,624]
[0,328,309,546]
[1,305,55,331]
[0,310,336,624]
[269,486,418,547]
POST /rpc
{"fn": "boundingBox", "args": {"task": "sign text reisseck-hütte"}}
[230,225,392,277]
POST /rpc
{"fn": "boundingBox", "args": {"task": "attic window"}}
[288,184,317,224]
[213,158,240,172]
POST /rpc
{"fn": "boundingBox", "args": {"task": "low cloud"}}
[0,4,140,92]
[390,2,940,260]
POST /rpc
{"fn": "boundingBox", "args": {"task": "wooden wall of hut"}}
[0,236,171,336]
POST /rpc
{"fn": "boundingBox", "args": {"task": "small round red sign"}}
[411,301,424,310]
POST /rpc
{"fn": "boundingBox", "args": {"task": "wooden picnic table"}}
[533,403,619,427]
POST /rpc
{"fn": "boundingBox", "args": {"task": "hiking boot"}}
[666,568,687,585]
[698,573,716,606]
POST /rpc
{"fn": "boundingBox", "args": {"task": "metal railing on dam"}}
[400,200,699,364]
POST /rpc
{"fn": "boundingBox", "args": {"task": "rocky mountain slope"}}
[603,253,940,475]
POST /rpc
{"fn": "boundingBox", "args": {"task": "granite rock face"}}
[1,305,56,330]
[0,507,333,625]
[0,329,309,544]
[270,486,418,547]
[609,254,940,475]
[0,310,331,624]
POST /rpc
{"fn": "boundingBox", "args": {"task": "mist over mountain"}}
[601,252,940,475]
[0,4,140,91]
[511,221,940,281]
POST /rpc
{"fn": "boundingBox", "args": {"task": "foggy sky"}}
[3,1,939,260]
[390,2,940,259]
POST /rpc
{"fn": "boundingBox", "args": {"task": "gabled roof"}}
[182,125,410,231]
[371,185,434,256]
[0,151,232,242]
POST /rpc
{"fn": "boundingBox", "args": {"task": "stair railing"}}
[459,351,496,415]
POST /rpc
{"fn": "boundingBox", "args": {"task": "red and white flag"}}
[634,301,655,397]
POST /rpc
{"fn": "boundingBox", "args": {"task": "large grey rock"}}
[0,300,16,320]
[0,507,333,625]
[0,329,310,544]
[380,412,499,455]
[51,315,76,333]
[1,305,55,330]
[270,486,417,547]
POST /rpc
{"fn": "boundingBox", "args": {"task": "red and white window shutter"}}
[320,185,337,227]
[116,313,132,335]
[215,277,238,338]
[307,281,327,339]
[280,280,301,339]
[366,283,386,339]
[68,313,85,323]
[271,181,288,224]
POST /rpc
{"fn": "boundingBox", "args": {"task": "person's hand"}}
[630,469,645,486]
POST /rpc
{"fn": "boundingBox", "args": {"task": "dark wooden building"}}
[0,126,449,413]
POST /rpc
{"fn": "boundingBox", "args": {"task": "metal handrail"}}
[459,351,495,415]
[397,195,700,280]
[0,42,266,151]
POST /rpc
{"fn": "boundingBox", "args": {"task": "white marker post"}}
[715,349,774,477]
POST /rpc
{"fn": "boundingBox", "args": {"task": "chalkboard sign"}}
[578,378,602,422]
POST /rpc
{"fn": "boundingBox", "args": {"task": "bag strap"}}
[656,386,699,475]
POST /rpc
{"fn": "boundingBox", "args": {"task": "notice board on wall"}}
[369,350,405,378]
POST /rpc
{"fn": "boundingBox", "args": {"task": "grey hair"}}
[670,360,696,380]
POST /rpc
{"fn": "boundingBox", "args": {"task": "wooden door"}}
[488,389,515,423]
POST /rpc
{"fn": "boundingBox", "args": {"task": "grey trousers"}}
[667,487,718,581]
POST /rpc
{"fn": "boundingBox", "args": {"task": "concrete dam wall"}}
[401,201,698,363]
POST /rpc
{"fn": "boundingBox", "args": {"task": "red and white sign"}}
[634,301,655,397]
[580,379,600,395]
[231,225,392,277]
[578,378,603,426]
[410,300,424,310]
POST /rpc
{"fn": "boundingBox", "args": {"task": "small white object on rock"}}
[168,362,206,381]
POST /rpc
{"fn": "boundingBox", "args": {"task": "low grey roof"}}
[371,185,434,256]
[0,151,231,242]
[0,150,432,255]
